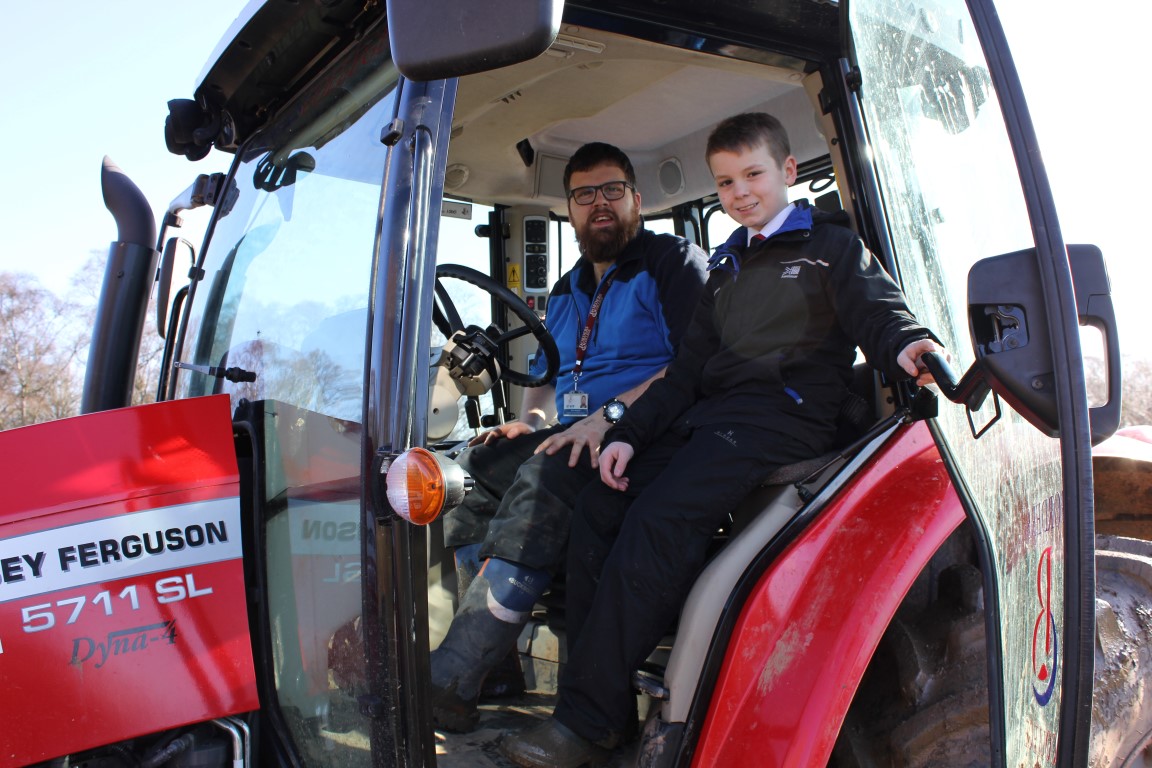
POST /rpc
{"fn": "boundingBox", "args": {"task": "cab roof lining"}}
[447,25,833,214]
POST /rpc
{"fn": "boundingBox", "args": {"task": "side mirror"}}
[928,246,1121,445]
[386,0,562,81]
[964,247,1059,437]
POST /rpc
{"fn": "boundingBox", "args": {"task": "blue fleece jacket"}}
[529,229,708,424]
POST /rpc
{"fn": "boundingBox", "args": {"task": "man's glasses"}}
[568,181,634,206]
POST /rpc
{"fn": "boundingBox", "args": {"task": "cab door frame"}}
[364,75,460,767]
[841,0,1095,764]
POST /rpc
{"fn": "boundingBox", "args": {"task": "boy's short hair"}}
[563,142,637,192]
[706,112,791,167]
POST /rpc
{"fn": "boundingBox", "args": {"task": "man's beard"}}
[577,209,641,264]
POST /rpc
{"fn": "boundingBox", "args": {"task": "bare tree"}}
[0,273,84,429]
[1118,358,1152,428]
[1083,354,1152,429]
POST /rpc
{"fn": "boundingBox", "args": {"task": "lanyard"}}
[571,268,617,389]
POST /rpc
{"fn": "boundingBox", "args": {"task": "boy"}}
[499,113,944,766]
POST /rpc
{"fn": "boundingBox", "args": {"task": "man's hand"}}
[534,413,613,467]
[897,339,948,386]
[598,442,633,491]
[467,420,539,447]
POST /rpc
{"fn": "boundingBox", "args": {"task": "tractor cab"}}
[0,0,1126,766]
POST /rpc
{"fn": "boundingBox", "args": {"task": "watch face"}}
[604,400,626,423]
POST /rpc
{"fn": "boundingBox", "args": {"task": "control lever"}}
[921,351,992,412]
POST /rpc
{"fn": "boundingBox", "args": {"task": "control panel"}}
[522,214,549,316]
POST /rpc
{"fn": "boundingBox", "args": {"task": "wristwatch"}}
[602,398,627,424]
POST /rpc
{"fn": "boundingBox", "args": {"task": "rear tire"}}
[1090,535,1152,767]
[830,557,989,768]
[831,535,1152,767]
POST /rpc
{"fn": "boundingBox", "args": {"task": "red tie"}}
[751,234,766,244]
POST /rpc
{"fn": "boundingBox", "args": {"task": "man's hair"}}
[563,142,637,192]
[706,112,791,166]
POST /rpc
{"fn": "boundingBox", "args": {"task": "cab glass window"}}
[851,2,1066,762]
[173,56,399,767]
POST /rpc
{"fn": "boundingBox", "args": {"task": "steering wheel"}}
[433,263,559,387]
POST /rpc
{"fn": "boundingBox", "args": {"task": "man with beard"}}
[431,142,709,732]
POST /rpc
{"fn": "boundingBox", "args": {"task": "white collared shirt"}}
[748,203,795,245]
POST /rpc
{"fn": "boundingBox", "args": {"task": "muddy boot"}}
[499,718,611,768]
[430,557,549,732]
[480,641,527,698]
[450,545,527,699]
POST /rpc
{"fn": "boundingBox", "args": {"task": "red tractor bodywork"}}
[692,422,964,766]
[0,396,257,766]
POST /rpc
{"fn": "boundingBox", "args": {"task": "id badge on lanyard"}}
[565,269,616,420]
[562,389,589,419]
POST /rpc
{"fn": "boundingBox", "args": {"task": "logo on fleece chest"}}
[716,257,830,344]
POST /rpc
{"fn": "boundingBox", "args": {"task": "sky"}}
[1,2,1148,363]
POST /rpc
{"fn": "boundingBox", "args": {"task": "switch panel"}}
[523,215,550,293]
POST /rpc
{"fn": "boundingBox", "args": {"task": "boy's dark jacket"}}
[606,201,937,454]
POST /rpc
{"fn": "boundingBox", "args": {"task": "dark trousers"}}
[553,421,817,745]
[442,424,601,571]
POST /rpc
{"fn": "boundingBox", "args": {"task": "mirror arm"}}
[922,351,992,412]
